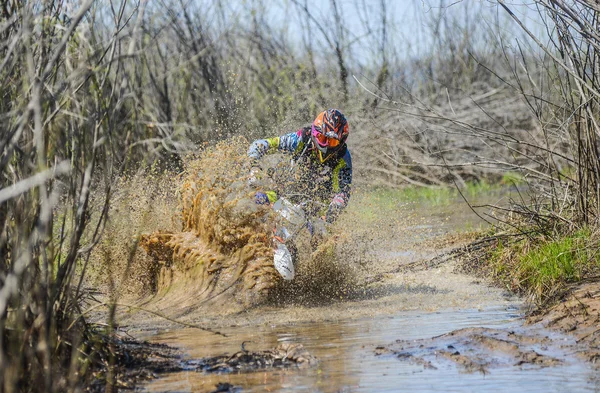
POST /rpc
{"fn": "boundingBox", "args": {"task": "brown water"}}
[140,306,599,393]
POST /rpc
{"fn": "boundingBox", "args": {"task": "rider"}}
[247,109,352,224]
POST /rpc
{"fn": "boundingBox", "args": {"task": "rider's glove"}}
[325,194,346,223]
[255,190,277,205]
[255,192,270,205]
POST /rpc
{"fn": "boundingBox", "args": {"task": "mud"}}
[189,343,317,373]
[87,338,182,392]
[135,138,365,311]
[528,280,600,365]
[139,306,528,393]
[373,283,600,390]
[94,340,318,391]
[105,274,600,391]
[94,144,600,391]
[372,252,600,380]
[136,138,281,310]
[376,327,562,374]
[127,256,600,392]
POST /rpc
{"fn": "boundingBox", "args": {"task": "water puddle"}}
[139,305,597,392]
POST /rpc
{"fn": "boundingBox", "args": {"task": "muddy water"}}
[133,191,597,392]
[141,307,597,392]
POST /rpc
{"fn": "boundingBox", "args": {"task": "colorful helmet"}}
[311,109,349,159]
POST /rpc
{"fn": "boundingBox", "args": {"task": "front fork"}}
[273,226,298,264]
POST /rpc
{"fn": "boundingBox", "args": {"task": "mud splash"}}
[137,137,359,310]
[138,138,277,308]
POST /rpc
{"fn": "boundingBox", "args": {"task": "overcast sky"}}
[202,0,546,62]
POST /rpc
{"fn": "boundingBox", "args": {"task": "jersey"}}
[248,127,352,209]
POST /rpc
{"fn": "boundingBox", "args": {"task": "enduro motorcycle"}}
[271,197,328,280]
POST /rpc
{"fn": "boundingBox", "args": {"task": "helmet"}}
[311,109,349,161]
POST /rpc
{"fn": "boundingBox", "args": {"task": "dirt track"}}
[104,192,600,391]
[125,256,600,392]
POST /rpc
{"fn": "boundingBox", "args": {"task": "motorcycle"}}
[271,197,328,280]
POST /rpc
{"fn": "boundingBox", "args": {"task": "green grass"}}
[360,180,501,208]
[465,179,493,197]
[500,172,525,186]
[490,229,600,304]
[396,186,457,205]
[521,230,597,295]
[347,180,508,227]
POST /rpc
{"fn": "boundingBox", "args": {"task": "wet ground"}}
[138,308,599,392]
[139,307,515,392]
[112,190,600,392]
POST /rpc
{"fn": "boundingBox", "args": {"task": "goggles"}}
[312,125,340,148]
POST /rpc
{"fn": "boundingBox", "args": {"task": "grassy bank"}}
[464,228,600,307]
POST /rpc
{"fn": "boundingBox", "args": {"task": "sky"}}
[199,0,547,63]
